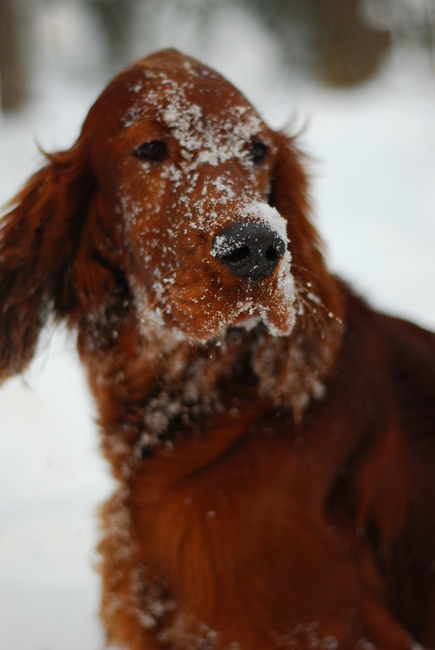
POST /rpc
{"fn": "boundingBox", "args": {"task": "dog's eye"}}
[134,140,168,162]
[249,142,267,164]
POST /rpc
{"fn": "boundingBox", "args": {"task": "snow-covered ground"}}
[1,5,435,649]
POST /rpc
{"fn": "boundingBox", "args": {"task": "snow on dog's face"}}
[84,50,299,342]
[0,48,343,412]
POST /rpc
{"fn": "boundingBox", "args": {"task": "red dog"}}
[1,49,434,650]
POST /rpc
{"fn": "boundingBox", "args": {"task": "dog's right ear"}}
[0,143,94,382]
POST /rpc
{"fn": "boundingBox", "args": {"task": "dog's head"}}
[82,50,299,341]
[0,49,342,407]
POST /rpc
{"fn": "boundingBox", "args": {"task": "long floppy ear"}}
[254,133,344,416]
[269,132,342,319]
[0,143,124,382]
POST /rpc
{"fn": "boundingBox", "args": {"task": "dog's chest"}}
[123,406,362,634]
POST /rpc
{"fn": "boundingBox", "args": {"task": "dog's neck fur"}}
[76,286,343,482]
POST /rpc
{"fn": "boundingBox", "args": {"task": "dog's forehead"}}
[92,53,273,170]
[84,51,272,166]
[123,59,262,135]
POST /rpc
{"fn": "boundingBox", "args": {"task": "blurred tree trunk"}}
[88,0,136,69]
[0,0,28,112]
[313,0,390,85]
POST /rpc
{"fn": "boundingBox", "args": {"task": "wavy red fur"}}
[1,49,435,649]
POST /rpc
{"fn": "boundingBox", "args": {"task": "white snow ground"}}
[0,6,435,650]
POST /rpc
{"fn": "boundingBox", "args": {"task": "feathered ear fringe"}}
[0,147,83,379]
[254,133,344,419]
[0,141,125,383]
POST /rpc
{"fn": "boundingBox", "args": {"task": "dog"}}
[1,49,434,650]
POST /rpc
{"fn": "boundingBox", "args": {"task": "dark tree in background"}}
[0,0,28,112]
[86,0,138,69]
[243,0,391,85]
[313,0,391,85]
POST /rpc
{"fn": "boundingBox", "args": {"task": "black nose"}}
[212,222,286,280]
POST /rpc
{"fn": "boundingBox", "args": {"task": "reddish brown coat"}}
[1,50,434,649]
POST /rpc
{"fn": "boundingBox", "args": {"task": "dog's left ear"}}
[254,133,343,415]
[0,143,124,382]
[269,132,340,310]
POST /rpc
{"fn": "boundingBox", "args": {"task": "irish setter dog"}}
[1,49,434,650]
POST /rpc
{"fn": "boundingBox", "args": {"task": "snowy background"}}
[1,2,435,649]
